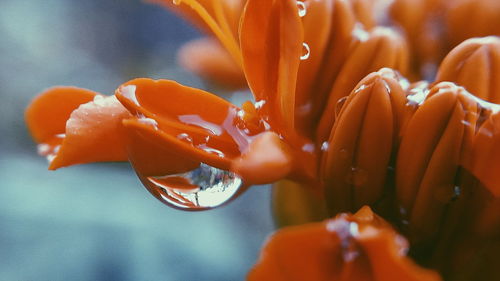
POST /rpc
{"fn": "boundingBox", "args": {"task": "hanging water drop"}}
[297,1,307,17]
[139,163,244,210]
[300,43,310,60]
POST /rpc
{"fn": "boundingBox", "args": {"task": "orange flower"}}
[249,206,441,281]
[25,0,500,280]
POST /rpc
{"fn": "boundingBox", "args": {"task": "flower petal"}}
[231,132,292,185]
[316,27,409,143]
[25,86,97,143]
[116,78,266,177]
[177,37,246,89]
[436,36,500,103]
[321,69,406,214]
[53,96,130,169]
[240,0,304,133]
[248,206,442,281]
[396,83,473,243]
[26,87,131,170]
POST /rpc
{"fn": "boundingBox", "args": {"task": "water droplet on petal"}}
[138,116,159,130]
[141,163,244,210]
[297,1,307,17]
[335,96,348,118]
[321,141,329,152]
[300,42,310,60]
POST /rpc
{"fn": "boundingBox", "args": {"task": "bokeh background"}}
[0,1,274,280]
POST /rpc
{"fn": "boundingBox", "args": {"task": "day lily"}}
[25,0,500,280]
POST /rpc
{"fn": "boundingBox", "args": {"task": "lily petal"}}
[248,206,442,281]
[240,0,304,134]
[321,69,406,214]
[396,83,472,243]
[26,87,130,170]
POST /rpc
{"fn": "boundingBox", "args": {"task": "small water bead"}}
[138,117,159,130]
[321,141,329,152]
[300,43,310,60]
[297,1,307,17]
[143,163,243,210]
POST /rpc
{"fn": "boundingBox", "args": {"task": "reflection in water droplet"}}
[141,163,244,210]
[300,42,310,60]
[297,1,307,17]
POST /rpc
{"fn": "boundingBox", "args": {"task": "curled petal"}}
[248,206,442,281]
[240,0,303,133]
[26,87,130,169]
[231,132,292,185]
[316,27,409,142]
[396,83,475,243]
[321,69,406,214]
[26,87,97,143]
[436,36,500,103]
[177,38,246,89]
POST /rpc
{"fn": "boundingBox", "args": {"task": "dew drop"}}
[138,117,159,130]
[297,1,307,17]
[300,42,310,60]
[335,96,348,118]
[140,163,244,210]
[321,141,329,152]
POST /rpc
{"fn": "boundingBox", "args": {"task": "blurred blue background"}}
[0,0,274,280]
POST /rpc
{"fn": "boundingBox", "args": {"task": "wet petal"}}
[25,86,97,143]
[396,83,475,243]
[321,69,406,214]
[177,37,246,89]
[436,36,500,103]
[26,87,130,169]
[116,78,265,176]
[53,95,130,169]
[240,0,304,133]
[316,27,409,143]
[248,206,442,281]
[231,132,292,185]
[294,0,335,136]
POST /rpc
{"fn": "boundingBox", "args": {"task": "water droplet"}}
[451,185,461,201]
[120,85,140,106]
[140,163,244,210]
[177,133,193,144]
[138,116,159,130]
[297,1,307,17]
[302,143,315,153]
[300,43,310,60]
[335,96,348,118]
[178,114,223,136]
[321,141,329,152]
